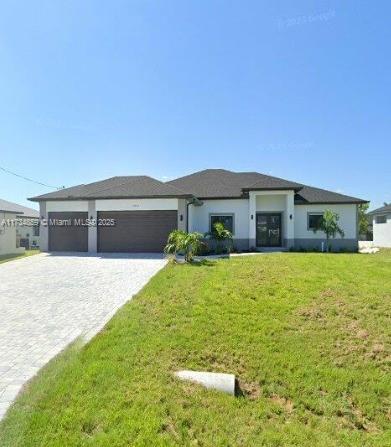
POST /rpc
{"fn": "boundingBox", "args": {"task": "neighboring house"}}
[29,169,367,253]
[369,204,391,248]
[0,199,39,255]
[15,205,40,249]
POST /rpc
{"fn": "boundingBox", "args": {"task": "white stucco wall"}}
[0,212,25,255]
[294,204,357,239]
[96,198,179,211]
[256,194,286,212]
[45,199,179,213]
[46,201,89,212]
[189,199,249,239]
[16,219,40,248]
[373,214,391,247]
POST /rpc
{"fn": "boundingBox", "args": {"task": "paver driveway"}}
[0,252,167,419]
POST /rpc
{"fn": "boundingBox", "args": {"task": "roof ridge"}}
[82,175,191,198]
[245,173,303,189]
[81,176,154,197]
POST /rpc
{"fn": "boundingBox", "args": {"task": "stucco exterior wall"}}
[373,213,391,247]
[189,199,249,249]
[294,204,358,251]
[46,201,89,212]
[294,204,357,239]
[95,198,179,211]
[0,212,25,255]
[256,194,286,212]
[189,199,249,237]
[16,219,40,248]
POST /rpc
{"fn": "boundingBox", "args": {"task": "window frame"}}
[307,212,324,231]
[209,213,235,235]
[33,224,40,237]
[376,214,387,224]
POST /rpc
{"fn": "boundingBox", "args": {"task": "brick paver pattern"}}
[0,253,167,419]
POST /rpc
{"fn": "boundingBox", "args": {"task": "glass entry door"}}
[256,213,282,247]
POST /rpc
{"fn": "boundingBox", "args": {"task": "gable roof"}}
[368,204,391,215]
[29,176,192,201]
[167,169,303,199]
[0,198,39,217]
[294,185,367,205]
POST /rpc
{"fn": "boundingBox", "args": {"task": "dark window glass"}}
[376,215,387,224]
[210,215,234,233]
[33,224,40,237]
[308,213,323,230]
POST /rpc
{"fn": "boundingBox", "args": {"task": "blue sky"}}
[0,1,390,210]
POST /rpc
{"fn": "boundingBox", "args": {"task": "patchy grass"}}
[0,250,40,264]
[0,251,390,446]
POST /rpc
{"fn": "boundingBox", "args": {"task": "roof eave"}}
[29,194,193,202]
[0,209,22,214]
[243,186,303,192]
[295,200,369,205]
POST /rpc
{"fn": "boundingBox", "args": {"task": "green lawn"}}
[1,251,390,446]
[0,249,40,264]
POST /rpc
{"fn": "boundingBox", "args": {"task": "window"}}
[308,213,323,230]
[376,215,387,224]
[33,224,40,237]
[210,214,234,233]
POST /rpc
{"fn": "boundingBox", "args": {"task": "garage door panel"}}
[98,210,177,253]
[48,212,88,252]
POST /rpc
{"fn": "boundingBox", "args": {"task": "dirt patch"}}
[356,329,369,339]
[320,288,337,298]
[235,379,261,399]
[298,306,325,321]
[270,394,294,413]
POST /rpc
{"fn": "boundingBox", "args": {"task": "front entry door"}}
[256,213,282,247]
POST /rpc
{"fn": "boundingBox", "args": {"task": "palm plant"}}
[164,230,204,262]
[313,209,345,252]
[205,222,233,254]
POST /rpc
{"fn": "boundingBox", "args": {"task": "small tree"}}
[205,222,233,254]
[314,209,345,252]
[164,230,204,262]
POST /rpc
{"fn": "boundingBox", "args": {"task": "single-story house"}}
[29,169,367,253]
[0,199,39,255]
[369,203,391,248]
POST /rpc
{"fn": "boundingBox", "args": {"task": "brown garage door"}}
[97,210,177,253]
[48,212,88,252]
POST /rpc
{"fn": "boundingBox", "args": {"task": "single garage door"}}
[97,210,177,253]
[48,212,88,252]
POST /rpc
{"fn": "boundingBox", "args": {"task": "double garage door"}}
[48,210,177,253]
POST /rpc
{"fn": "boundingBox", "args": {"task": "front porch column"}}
[88,200,97,253]
[249,191,256,248]
[285,191,295,249]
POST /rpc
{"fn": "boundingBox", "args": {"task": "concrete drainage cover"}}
[175,370,236,395]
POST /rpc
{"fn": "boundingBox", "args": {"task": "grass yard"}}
[0,249,40,264]
[0,251,390,446]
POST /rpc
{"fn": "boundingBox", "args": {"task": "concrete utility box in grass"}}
[175,370,236,395]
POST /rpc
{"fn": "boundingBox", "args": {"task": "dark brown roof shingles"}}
[30,176,191,201]
[29,169,367,205]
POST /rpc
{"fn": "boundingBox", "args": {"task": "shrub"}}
[205,222,233,254]
[164,230,205,263]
